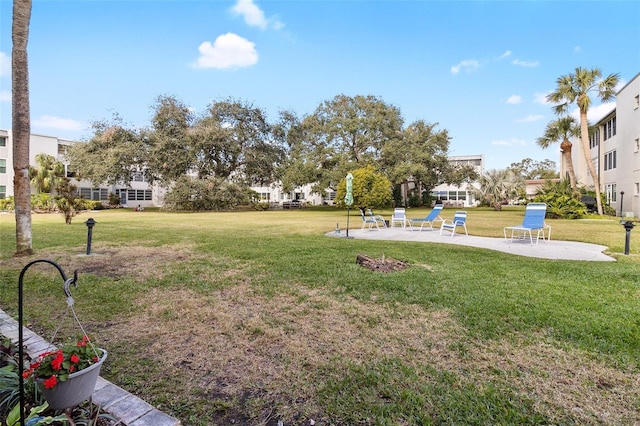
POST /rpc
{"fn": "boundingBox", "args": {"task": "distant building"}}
[429,154,484,208]
[562,72,640,217]
[0,130,159,208]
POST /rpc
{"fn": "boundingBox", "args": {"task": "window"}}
[0,159,5,174]
[602,117,616,140]
[635,95,639,109]
[635,138,640,153]
[259,192,270,201]
[0,137,6,147]
[126,189,152,201]
[589,129,600,149]
[79,188,108,200]
[605,184,617,203]
[132,172,147,182]
[604,150,616,171]
[635,182,640,196]
[0,185,5,199]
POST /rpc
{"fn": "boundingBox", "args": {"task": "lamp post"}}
[85,218,97,255]
[620,191,624,217]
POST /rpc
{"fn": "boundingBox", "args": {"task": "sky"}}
[0,0,639,171]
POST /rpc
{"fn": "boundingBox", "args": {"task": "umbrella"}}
[345,173,354,237]
[345,173,354,207]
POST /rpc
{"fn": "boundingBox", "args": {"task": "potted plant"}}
[22,335,107,410]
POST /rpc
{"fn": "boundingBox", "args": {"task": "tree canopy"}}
[67,94,471,208]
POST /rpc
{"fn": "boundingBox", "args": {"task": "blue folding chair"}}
[408,204,444,231]
[503,203,551,245]
[440,211,468,237]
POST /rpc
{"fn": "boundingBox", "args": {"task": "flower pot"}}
[38,349,107,410]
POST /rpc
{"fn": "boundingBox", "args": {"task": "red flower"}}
[43,375,58,389]
[22,369,32,379]
[92,356,99,362]
[77,340,87,347]
[70,354,80,363]
[69,365,76,373]
[51,351,64,370]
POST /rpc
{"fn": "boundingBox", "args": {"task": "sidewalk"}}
[329,227,615,262]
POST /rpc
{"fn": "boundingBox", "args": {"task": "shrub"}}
[533,192,587,219]
[163,176,247,211]
[0,197,15,211]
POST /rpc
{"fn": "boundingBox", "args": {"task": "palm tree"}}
[536,116,580,193]
[546,67,619,215]
[12,0,34,255]
[29,153,65,193]
[473,169,523,210]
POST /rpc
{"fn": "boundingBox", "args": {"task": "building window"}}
[635,95,639,109]
[0,185,5,199]
[132,172,147,182]
[635,182,640,196]
[0,137,6,147]
[635,138,640,153]
[604,150,616,171]
[589,129,600,149]
[602,117,617,141]
[605,184,617,203]
[126,189,152,201]
[259,192,270,201]
[0,159,5,174]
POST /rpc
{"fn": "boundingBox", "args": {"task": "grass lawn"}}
[1,207,639,425]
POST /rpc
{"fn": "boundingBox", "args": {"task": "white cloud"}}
[512,59,539,67]
[516,114,544,123]
[569,102,616,123]
[0,90,10,102]
[506,95,521,105]
[491,138,527,147]
[192,33,258,70]
[450,59,479,75]
[33,115,84,131]
[231,0,284,30]
[499,50,512,59]
[0,52,10,77]
[534,92,550,105]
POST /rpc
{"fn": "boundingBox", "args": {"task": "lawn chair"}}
[368,209,387,228]
[440,211,468,237]
[408,204,444,231]
[361,209,382,230]
[503,203,551,245]
[390,208,408,229]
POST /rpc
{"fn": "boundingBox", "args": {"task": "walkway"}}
[0,309,181,426]
[329,227,615,261]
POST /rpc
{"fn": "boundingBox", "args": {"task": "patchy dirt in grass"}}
[104,283,639,425]
[6,244,208,281]
[11,245,636,424]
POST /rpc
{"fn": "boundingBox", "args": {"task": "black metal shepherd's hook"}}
[17,260,77,426]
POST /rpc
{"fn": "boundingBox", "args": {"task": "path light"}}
[85,218,97,255]
[622,220,634,255]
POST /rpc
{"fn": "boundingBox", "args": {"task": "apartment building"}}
[429,154,484,208]
[0,130,159,208]
[563,72,640,217]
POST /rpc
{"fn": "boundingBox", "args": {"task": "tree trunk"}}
[579,109,603,215]
[560,138,577,193]
[12,0,34,255]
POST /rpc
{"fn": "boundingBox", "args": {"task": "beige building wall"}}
[561,72,640,217]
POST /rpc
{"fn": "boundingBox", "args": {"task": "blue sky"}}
[1,0,639,171]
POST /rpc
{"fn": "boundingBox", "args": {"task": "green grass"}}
[1,207,639,425]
